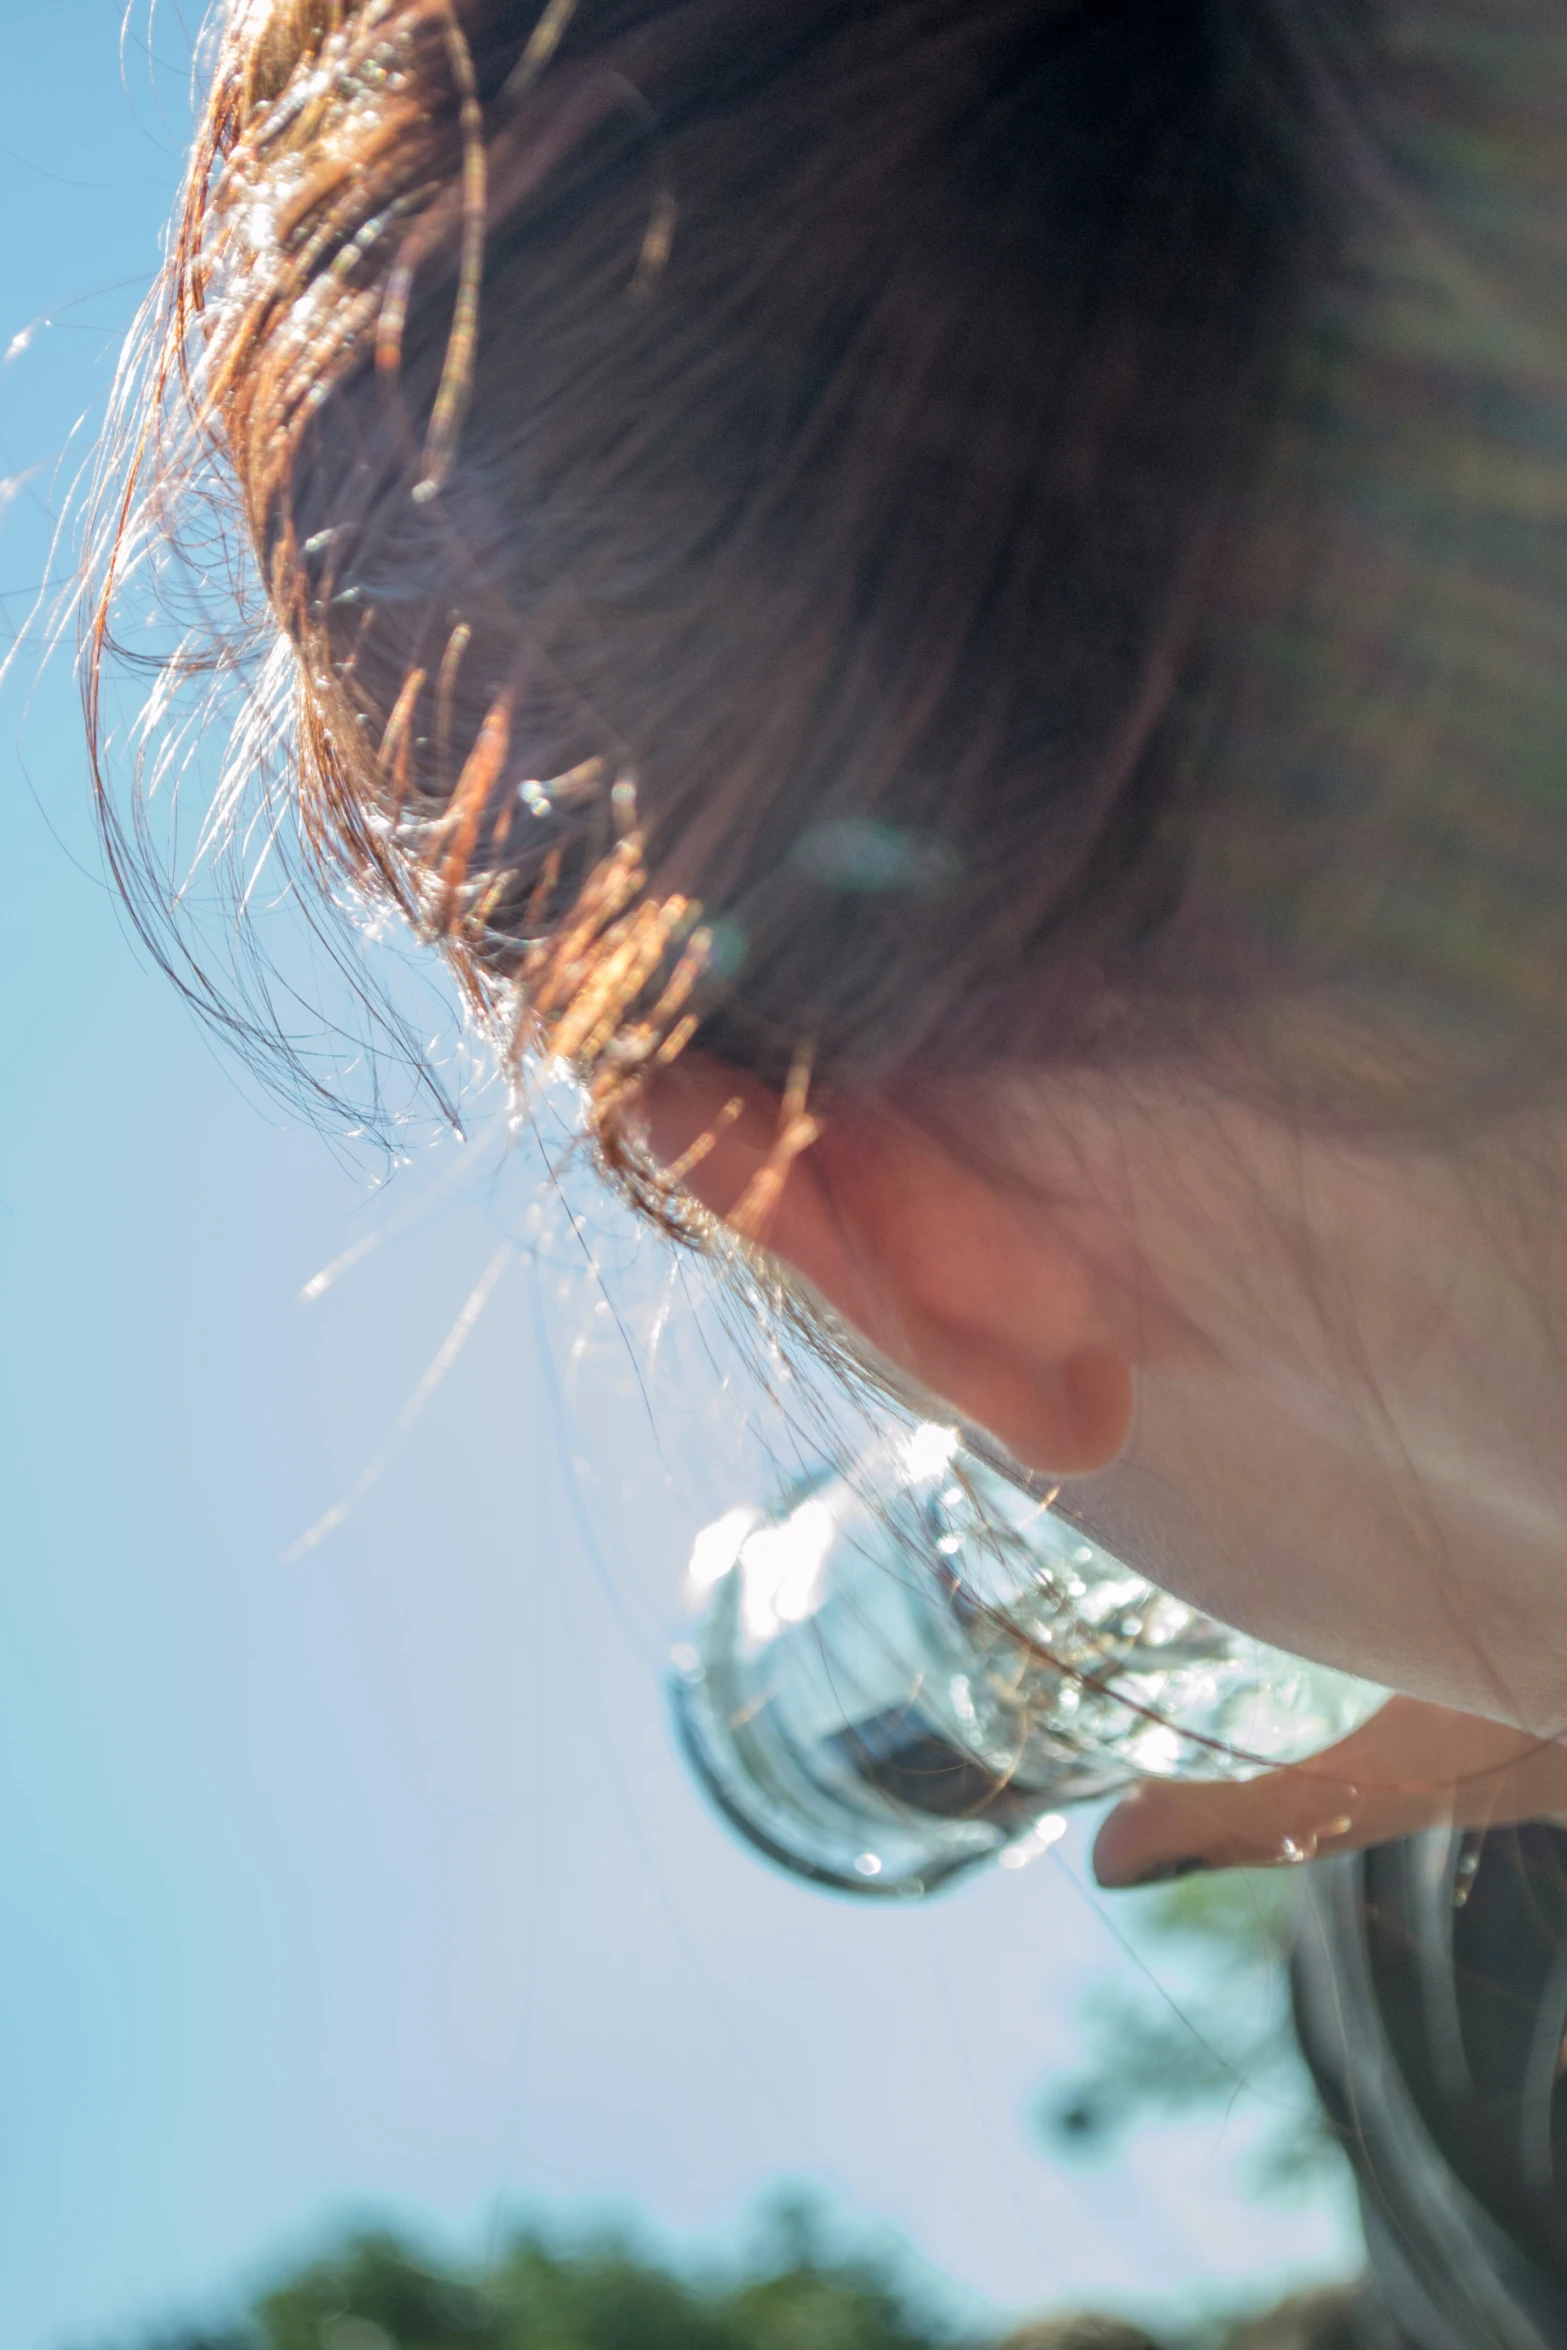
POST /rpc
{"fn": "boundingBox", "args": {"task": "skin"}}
[643,1054,1567,1888]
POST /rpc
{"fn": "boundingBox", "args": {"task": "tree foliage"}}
[1038,1873,1341,2199]
[99,2181,1369,2350]
[110,2199,968,2350]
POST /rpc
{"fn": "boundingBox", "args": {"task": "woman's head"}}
[105,0,1567,1112]
[91,3,1567,1793]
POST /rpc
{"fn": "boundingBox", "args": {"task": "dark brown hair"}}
[87,0,1567,1159]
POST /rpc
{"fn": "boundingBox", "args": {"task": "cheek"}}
[1066,1366,1550,1722]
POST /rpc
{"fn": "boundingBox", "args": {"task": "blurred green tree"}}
[100,2182,1370,2350]
[1038,1873,1340,2200]
[122,2198,966,2350]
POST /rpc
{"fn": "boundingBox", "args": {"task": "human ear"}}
[641,1058,1135,1480]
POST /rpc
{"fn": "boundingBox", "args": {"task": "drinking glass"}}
[671,1422,1385,1898]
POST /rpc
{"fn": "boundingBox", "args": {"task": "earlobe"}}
[641,1058,1136,1482]
[1016,1341,1135,1483]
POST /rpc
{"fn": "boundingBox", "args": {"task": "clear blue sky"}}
[0,11,1359,2347]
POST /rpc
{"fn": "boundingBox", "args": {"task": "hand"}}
[1092,1695,1567,1886]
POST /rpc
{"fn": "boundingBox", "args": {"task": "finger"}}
[1091,1697,1567,1887]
